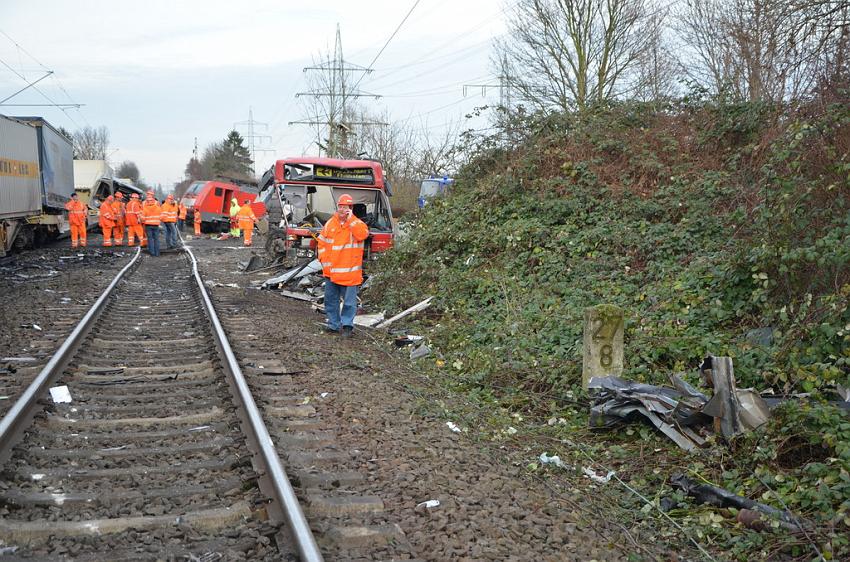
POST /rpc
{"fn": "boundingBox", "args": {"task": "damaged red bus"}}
[261,157,396,264]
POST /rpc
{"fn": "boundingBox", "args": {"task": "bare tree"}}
[496,0,659,111]
[631,9,680,101]
[677,0,849,101]
[72,126,110,160]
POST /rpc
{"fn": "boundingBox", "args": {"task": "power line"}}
[0,28,88,126]
[0,56,81,128]
[234,107,274,176]
[350,0,422,93]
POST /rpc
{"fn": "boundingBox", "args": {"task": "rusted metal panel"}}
[0,115,41,220]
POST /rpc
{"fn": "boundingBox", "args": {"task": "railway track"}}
[0,248,321,561]
[0,249,132,420]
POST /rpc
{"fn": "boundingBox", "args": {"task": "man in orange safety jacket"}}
[98,195,116,247]
[141,191,162,256]
[161,194,179,249]
[177,201,188,231]
[124,193,144,247]
[111,192,126,246]
[317,193,369,337]
[193,207,202,236]
[235,199,257,246]
[64,192,87,248]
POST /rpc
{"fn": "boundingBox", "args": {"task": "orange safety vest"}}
[161,201,178,223]
[65,199,87,226]
[99,199,115,228]
[178,203,188,220]
[235,205,256,229]
[141,200,162,226]
[194,208,202,223]
[125,199,142,226]
[317,213,369,286]
[112,199,125,221]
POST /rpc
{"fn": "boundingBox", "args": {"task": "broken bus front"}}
[264,158,395,265]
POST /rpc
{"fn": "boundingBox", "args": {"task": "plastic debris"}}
[49,385,72,404]
[416,499,441,510]
[446,421,461,433]
[32,324,42,331]
[582,467,615,484]
[394,335,424,347]
[410,343,432,360]
[353,313,385,328]
[539,452,570,470]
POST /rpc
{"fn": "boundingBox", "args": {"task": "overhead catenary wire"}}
[350,0,422,94]
[0,28,89,127]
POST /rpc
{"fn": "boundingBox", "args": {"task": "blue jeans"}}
[177,219,185,231]
[324,280,358,330]
[145,225,160,256]
[164,222,178,248]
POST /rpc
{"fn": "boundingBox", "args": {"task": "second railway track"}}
[0,249,319,561]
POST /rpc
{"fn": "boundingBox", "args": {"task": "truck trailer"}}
[0,115,74,255]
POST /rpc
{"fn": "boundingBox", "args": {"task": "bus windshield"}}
[283,184,393,232]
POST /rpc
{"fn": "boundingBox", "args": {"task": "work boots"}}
[341,326,353,338]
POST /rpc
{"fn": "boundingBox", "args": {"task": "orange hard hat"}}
[337,194,354,206]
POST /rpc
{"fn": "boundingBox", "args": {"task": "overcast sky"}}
[1,0,507,187]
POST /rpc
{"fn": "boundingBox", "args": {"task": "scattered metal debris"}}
[670,473,804,532]
[410,343,431,360]
[588,375,710,451]
[589,356,776,450]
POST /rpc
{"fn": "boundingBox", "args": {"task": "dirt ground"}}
[0,231,679,561]
[188,232,664,562]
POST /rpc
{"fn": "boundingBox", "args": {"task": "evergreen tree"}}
[212,130,253,178]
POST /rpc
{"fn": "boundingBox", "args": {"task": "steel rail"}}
[183,244,323,562]
[0,247,142,461]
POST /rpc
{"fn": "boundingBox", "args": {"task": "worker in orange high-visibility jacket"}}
[111,192,126,246]
[193,207,202,236]
[161,194,179,249]
[235,199,257,246]
[64,192,87,248]
[124,193,144,246]
[317,194,369,337]
[177,202,188,231]
[98,195,116,247]
[141,191,162,256]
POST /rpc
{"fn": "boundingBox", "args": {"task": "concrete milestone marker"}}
[582,305,624,390]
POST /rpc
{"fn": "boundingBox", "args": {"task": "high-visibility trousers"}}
[101,226,112,247]
[239,220,253,245]
[194,221,201,236]
[70,224,86,248]
[113,221,125,246]
[127,224,144,246]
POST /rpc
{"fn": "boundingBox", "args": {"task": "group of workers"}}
[66,189,367,337]
[228,197,258,246]
[64,191,257,252]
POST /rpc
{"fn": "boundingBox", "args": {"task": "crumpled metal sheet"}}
[588,375,712,451]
